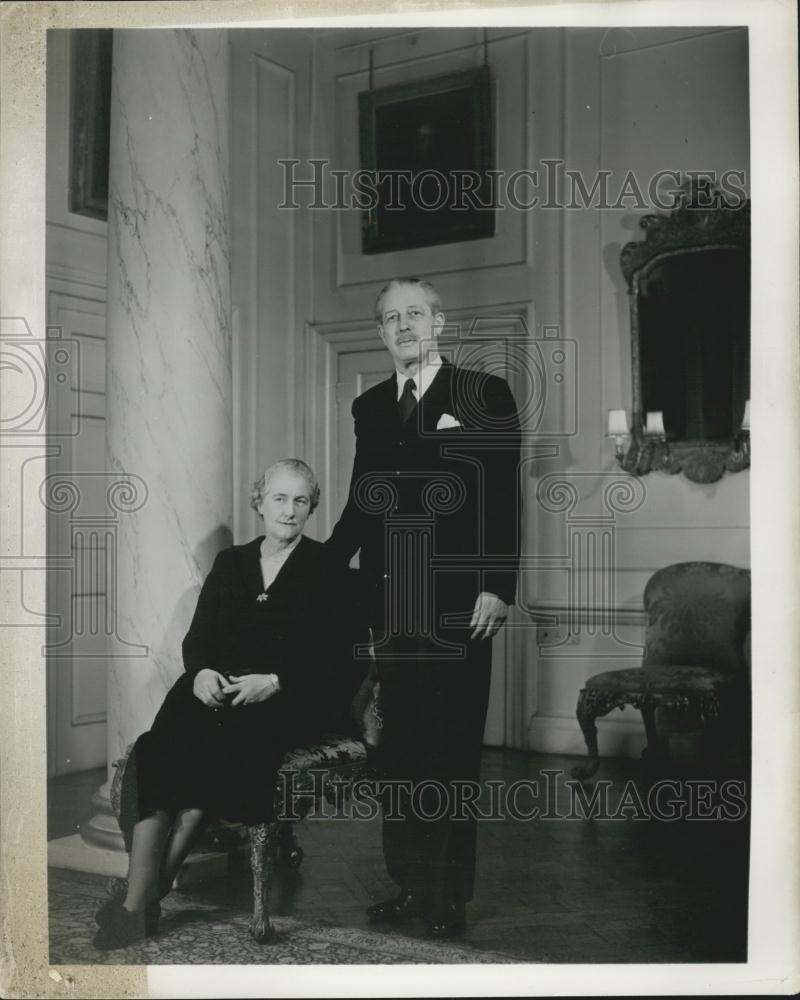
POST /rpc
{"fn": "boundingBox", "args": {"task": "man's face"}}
[378,284,444,372]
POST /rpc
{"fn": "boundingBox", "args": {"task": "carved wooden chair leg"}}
[107,876,129,901]
[277,820,304,869]
[640,701,663,760]
[572,689,602,780]
[247,820,280,943]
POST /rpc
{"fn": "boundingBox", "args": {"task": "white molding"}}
[47,834,238,885]
[528,712,646,759]
[45,223,107,291]
[523,602,647,625]
[304,317,381,537]
[615,524,750,532]
[598,25,746,61]
[317,26,534,59]
[312,32,537,319]
[230,33,313,540]
[48,834,128,877]
[503,604,537,750]
[71,708,106,727]
[46,269,107,298]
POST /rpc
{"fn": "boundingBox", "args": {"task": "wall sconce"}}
[607,402,750,482]
[731,399,750,463]
[607,408,629,459]
[607,408,670,475]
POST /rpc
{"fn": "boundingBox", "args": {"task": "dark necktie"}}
[398,378,417,422]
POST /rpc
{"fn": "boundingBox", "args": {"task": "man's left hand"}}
[469,592,508,640]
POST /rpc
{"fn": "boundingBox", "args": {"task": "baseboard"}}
[47,834,128,878]
[528,713,646,758]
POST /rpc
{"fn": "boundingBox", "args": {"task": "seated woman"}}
[93,459,366,950]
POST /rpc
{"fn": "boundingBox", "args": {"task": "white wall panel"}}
[230,31,313,542]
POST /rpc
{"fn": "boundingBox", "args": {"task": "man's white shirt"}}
[395,354,443,403]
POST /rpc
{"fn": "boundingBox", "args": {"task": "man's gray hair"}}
[373,277,443,322]
[250,459,320,513]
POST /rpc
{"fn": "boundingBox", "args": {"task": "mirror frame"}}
[619,187,751,484]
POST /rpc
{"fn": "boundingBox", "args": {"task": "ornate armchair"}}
[572,562,750,780]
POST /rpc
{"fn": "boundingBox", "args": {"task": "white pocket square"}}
[436,413,461,430]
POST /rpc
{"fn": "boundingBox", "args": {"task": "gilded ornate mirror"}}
[617,187,750,483]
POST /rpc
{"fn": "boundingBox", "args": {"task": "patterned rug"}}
[48,869,522,966]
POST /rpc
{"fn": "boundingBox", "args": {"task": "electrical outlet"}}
[537,624,567,645]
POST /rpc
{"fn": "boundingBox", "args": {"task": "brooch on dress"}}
[256,592,269,602]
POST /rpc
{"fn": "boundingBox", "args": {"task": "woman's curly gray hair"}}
[249,459,320,514]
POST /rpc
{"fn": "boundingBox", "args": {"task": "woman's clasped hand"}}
[192,668,280,707]
[191,668,228,707]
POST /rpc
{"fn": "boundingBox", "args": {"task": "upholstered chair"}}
[572,562,750,780]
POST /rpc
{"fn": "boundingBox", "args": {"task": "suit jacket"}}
[327,361,521,631]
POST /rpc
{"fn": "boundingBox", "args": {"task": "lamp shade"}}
[741,400,751,431]
[607,409,629,436]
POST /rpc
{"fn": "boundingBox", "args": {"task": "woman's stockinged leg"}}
[123,810,173,911]
[94,806,207,949]
[93,810,172,949]
[159,807,207,893]
[124,807,207,909]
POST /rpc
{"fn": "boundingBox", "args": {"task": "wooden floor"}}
[48,748,749,964]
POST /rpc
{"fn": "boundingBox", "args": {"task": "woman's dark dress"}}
[132,535,366,826]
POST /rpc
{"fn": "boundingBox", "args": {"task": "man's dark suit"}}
[327,359,521,910]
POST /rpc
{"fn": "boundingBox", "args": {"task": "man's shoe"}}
[425,902,466,940]
[366,891,427,924]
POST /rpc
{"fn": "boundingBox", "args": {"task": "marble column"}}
[81,29,231,850]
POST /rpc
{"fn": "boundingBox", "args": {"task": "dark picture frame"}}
[69,29,113,221]
[358,66,494,254]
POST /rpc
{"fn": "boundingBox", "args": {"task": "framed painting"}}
[358,65,495,254]
[69,29,113,221]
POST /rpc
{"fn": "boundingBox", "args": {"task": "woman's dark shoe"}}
[366,891,427,924]
[92,900,161,950]
[95,897,161,930]
[94,896,122,928]
[425,901,466,940]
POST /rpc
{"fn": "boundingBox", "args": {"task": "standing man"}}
[326,277,521,938]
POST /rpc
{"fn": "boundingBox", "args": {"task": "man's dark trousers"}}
[375,630,493,909]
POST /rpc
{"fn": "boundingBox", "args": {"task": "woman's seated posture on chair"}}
[93,459,365,950]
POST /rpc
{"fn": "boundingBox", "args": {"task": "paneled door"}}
[335,347,395,538]
[46,290,108,775]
